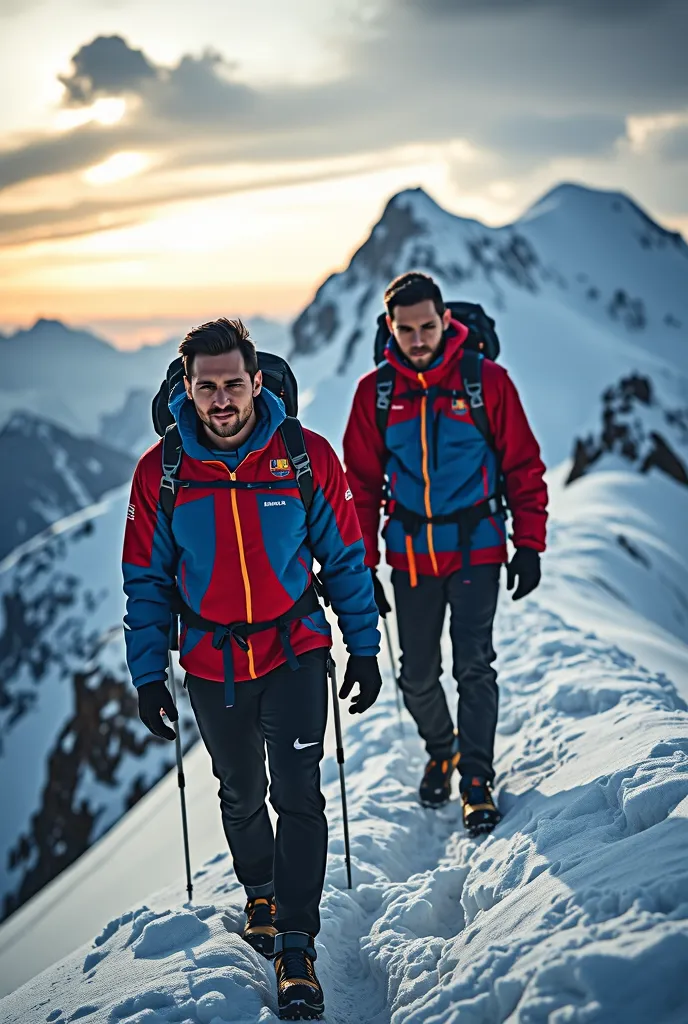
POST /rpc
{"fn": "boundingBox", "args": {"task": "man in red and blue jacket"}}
[123,318,381,1018]
[343,273,547,834]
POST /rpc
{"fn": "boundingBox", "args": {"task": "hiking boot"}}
[461,776,501,837]
[419,751,461,808]
[242,895,277,958]
[274,931,324,1020]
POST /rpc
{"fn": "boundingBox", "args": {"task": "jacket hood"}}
[385,318,469,385]
[168,383,287,465]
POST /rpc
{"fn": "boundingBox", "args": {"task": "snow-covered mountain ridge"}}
[293,183,686,362]
[292,183,687,472]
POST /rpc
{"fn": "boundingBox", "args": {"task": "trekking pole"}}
[327,657,352,889]
[167,626,193,903]
[382,615,404,737]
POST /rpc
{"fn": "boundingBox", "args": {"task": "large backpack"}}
[373,301,500,451]
[151,352,313,521]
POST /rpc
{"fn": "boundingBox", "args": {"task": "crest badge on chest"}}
[452,397,468,415]
[270,458,291,478]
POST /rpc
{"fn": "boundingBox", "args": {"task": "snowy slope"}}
[1,540,686,1020]
[0,413,135,561]
[0,490,198,923]
[292,184,687,469]
[545,467,688,695]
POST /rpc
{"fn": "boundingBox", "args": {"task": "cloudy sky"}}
[1,0,687,346]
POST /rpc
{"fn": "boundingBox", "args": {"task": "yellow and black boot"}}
[274,931,324,1021]
[461,776,501,837]
[419,751,461,808]
[242,895,277,958]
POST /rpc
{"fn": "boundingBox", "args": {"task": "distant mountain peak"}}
[32,317,67,331]
[6,317,115,352]
[520,181,687,252]
[384,186,442,215]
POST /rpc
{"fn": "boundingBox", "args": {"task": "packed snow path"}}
[2,592,687,1024]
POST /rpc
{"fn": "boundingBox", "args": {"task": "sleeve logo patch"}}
[270,458,292,478]
[127,503,136,521]
[345,488,353,501]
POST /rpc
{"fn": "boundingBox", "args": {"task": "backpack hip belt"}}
[389,495,504,582]
[176,583,321,707]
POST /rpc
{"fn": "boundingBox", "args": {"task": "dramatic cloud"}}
[1,0,687,244]
[0,125,127,191]
[58,35,158,105]
[372,0,688,112]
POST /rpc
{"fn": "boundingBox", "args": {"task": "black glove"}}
[371,570,392,618]
[138,680,178,740]
[339,655,383,714]
[506,547,541,601]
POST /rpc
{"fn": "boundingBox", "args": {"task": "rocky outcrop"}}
[567,374,688,486]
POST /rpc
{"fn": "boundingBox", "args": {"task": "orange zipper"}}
[204,459,257,679]
[418,373,439,576]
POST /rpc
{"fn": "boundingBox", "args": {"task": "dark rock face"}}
[0,414,135,561]
[607,290,647,330]
[642,432,688,484]
[567,375,688,487]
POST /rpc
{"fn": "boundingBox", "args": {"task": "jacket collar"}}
[384,318,469,385]
[168,384,287,465]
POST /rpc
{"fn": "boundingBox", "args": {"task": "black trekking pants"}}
[392,564,500,781]
[186,647,328,936]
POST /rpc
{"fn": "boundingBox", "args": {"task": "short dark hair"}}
[179,317,258,379]
[384,271,445,319]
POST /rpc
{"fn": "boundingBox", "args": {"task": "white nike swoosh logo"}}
[293,738,320,750]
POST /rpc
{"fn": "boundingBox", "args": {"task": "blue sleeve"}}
[122,458,178,688]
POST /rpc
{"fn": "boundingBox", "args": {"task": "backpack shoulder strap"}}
[280,416,314,513]
[460,349,495,451]
[160,423,183,520]
[375,362,396,440]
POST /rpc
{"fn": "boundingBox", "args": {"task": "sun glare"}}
[55,97,127,132]
[83,151,149,186]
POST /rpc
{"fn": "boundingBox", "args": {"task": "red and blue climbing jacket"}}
[122,386,380,700]
[342,319,548,583]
